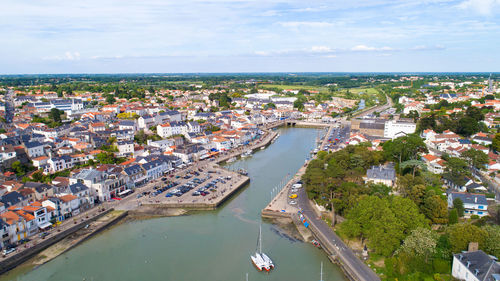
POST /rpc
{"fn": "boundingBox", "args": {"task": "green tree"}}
[447,223,487,253]
[482,225,500,258]
[461,149,489,170]
[465,106,484,121]
[448,208,458,224]
[48,108,63,123]
[493,133,500,152]
[397,227,438,262]
[457,116,480,136]
[340,195,428,256]
[443,157,469,187]
[106,94,116,104]
[453,198,465,217]
[383,134,427,168]
[422,195,448,224]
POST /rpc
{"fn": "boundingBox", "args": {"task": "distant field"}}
[259,84,330,92]
[339,87,380,95]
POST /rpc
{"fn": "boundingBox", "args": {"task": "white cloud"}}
[279,21,334,28]
[457,0,500,15]
[43,51,81,61]
[411,44,445,50]
[351,45,394,51]
[310,46,334,53]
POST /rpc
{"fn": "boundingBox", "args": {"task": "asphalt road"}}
[297,188,380,281]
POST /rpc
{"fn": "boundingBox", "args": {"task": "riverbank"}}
[0,209,127,276]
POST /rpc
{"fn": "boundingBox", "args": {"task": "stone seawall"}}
[0,209,114,275]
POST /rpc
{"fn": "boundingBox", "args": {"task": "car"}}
[2,247,16,255]
[289,200,297,205]
[289,194,298,199]
[292,183,302,188]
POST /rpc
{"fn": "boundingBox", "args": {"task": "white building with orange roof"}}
[0,210,27,243]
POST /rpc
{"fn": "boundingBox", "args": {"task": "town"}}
[0,73,499,281]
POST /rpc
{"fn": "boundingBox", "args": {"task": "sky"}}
[0,0,499,73]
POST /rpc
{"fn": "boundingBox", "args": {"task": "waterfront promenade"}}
[262,122,380,281]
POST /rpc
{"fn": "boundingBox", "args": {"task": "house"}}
[68,182,94,209]
[0,144,17,169]
[141,159,169,181]
[0,211,27,244]
[421,154,445,174]
[24,141,45,158]
[157,121,188,138]
[383,120,416,139]
[452,250,500,281]
[447,192,489,217]
[118,120,137,132]
[471,133,492,146]
[117,141,134,157]
[70,168,127,202]
[123,164,146,188]
[365,164,396,187]
[58,194,81,217]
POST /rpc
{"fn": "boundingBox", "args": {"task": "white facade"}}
[384,120,416,139]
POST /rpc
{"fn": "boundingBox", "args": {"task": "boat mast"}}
[259,224,262,254]
[320,262,323,281]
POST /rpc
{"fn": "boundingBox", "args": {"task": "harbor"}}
[1,127,346,281]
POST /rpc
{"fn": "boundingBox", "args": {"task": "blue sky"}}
[0,0,499,73]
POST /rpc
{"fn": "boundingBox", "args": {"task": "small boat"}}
[260,146,265,150]
[227,157,237,163]
[241,150,252,158]
[238,169,248,176]
[251,224,274,272]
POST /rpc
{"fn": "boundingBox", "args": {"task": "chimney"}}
[468,242,479,252]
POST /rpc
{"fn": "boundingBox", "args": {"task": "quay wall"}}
[0,209,114,275]
[63,211,129,253]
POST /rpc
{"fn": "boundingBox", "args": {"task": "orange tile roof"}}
[59,194,78,202]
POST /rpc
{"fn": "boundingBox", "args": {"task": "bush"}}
[471,214,480,219]
[433,259,450,274]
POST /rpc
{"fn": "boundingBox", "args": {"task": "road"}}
[352,94,392,118]
[297,187,380,281]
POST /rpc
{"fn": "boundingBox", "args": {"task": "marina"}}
[1,127,346,281]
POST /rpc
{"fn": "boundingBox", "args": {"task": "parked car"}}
[2,247,16,255]
[39,232,49,238]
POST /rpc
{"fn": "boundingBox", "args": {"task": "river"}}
[3,127,346,281]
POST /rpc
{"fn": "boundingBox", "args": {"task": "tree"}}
[447,223,487,253]
[421,195,448,224]
[264,103,276,110]
[340,195,428,256]
[457,116,480,136]
[448,208,458,224]
[383,134,427,168]
[453,198,464,217]
[397,227,438,262]
[293,99,305,111]
[11,160,25,175]
[492,133,500,152]
[106,94,116,104]
[465,106,484,121]
[400,160,426,177]
[482,225,500,258]
[461,149,489,170]
[443,157,469,187]
[48,108,63,123]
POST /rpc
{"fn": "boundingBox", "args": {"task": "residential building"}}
[452,250,500,281]
[448,192,489,217]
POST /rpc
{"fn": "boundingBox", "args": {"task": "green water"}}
[4,127,345,281]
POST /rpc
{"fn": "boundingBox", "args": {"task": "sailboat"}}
[250,224,274,271]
